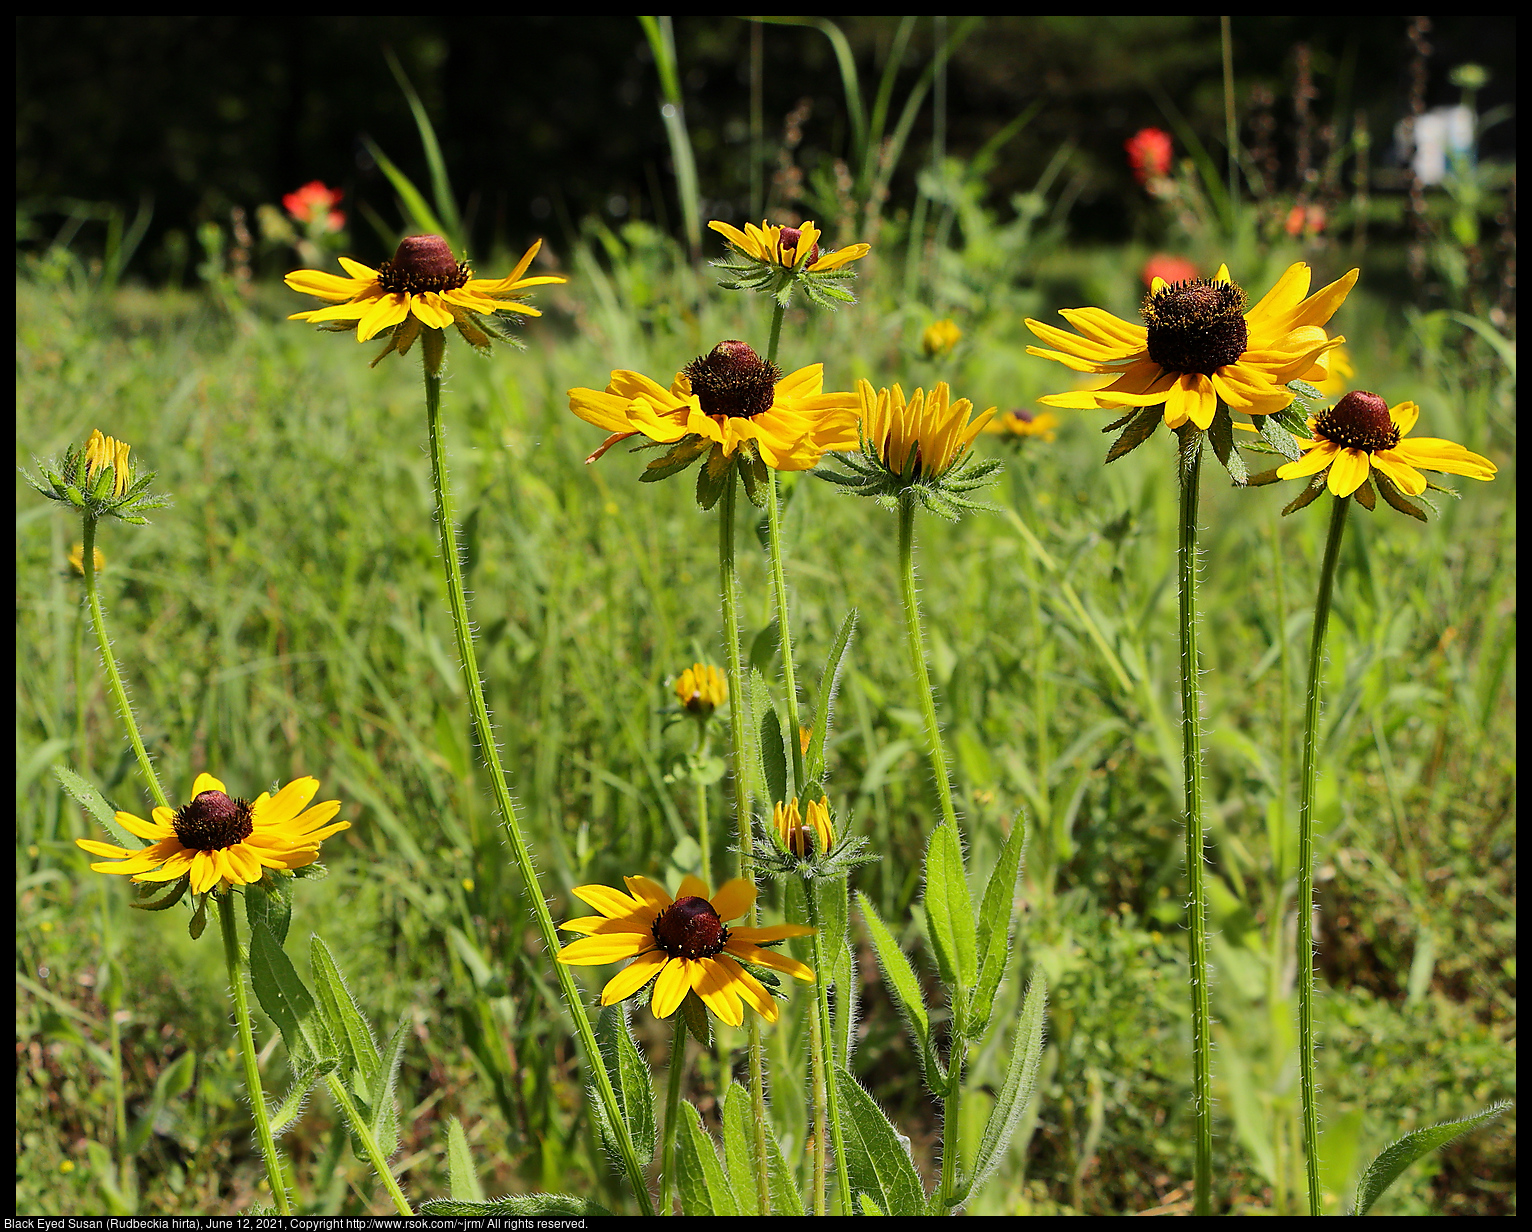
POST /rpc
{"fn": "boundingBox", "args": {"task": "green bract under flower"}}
[708,218,871,311]
[26,429,169,525]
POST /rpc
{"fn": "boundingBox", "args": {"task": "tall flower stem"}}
[217,894,292,1214]
[806,880,854,1213]
[659,1015,688,1216]
[761,301,805,791]
[896,493,960,831]
[715,470,773,1212]
[84,512,292,1214]
[1297,494,1350,1216]
[1175,429,1214,1216]
[323,1075,414,1214]
[422,364,654,1215]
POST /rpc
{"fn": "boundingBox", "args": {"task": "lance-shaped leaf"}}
[856,892,929,1055]
[244,875,292,953]
[445,1116,484,1201]
[1105,405,1162,464]
[806,608,857,785]
[675,1099,740,1216]
[965,973,1048,1204]
[969,811,1028,1041]
[720,1081,801,1216]
[596,1003,656,1162]
[55,764,133,847]
[419,1195,613,1216]
[835,1066,927,1216]
[367,1016,410,1159]
[1208,403,1248,485]
[923,822,977,994]
[1351,1101,1509,1216]
[248,921,337,1079]
[759,698,789,807]
[310,935,382,1097]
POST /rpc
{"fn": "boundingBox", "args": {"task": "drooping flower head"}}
[1025,262,1359,443]
[567,340,859,505]
[556,873,814,1026]
[1126,127,1174,184]
[285,236,565,368]
[675,663,727,718]
[708,219,871,310]
[1269,391,1496,517]
[283,181,346,233]
[76,773,350,896]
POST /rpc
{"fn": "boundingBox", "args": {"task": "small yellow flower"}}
[569,340,859,472]
[84,430,131,499]
[708,219,870,273]
[557,873,814,1026]
[983,407,1060,441]
[799,725,812,755]
[921,319,963,359]
[1026,261,1358,431]
[858,380,997,483]
[773,796,835,858]
[76,773,350,896]
[286,235,564,362]
[675,664,728,717]
[68,543,106,575]
[1275,391,1497,498]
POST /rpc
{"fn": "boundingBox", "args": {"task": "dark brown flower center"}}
[377,235,470,296]
[778,226,820,267]
[652,895,729,959]
[172,790,254,852]
[684,340,781,419]
[1314,390,1399,453]
[1142,278,1249,376]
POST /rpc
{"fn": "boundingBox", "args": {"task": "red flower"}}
[1284,203,1327,238]
[283,181,346,232]
[1125,128,1174,184]
[1141,254,1199,288]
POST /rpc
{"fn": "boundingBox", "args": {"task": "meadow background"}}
[16,16,1515,1215]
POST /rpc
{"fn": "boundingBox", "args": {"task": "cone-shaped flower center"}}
[684,340,781,420]
[378,235,471,296]
[173,790,254,851]
[1142,279,1249,375]
[1313,390,1399,453]
[778,226,820,266]
[652,895,730,959]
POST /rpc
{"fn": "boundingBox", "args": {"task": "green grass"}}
[15,234,1515,1214]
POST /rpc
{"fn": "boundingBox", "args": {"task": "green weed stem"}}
[896,493,959,832]
[323,1074,413,1215]
[806,879,853,1213]
[422,365,654,1215]
[1297,494,1350,1215]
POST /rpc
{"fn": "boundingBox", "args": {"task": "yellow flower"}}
[1275,391,1497,498]
[68,543,106,575]
[675,664,727,717]
[84,429,131,499]
[857,380,997,482]
[75,773,350,896]
[983,407,1060,441]
[286,235,564,358]
[921,319,963,358]
[557,873,814,1026]
[568,340,859,471]
[708,219,870,273]
[773,796,835,858]
[1026,261,1358,431]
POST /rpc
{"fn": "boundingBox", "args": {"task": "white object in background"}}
[1396,105,1476,185]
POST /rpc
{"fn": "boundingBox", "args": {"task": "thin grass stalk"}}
[659,1015,687,1215]
[714,470,773,1212]
[1175,430,1214,1215]
[422,366,654,1214]
[1297,494,1350,1215]
[323,1074,413,1215]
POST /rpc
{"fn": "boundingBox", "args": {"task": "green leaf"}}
[244,873,292,950]
[1104,405,1162,464]
[694,444,733,510]
[720,1082,762,1215]
[970,810,1027,1040]
[129,876,190,912]
[1351,1101,1509,1215]
[445,1117,484,1202]
[816,876,850,971]
[749,620,781,676]
[835,1066,927,1216]
[418,1195,613,1217]
[383,48,463,246]
[806,609,857,784]
[923,822,977,993]
[362,136,447,241]
[269,1072,317,1137]
[1208,404,1248,486]
[674,1099,740,1216]
[597,1003,656,1161]
[368,1016,410,1159]
[309,935,382,1096]
[248,921,338,1078]
[642,435,709,483]
[1374,470,1429,522]
[739,444,769,507]
[967,973,1048,1203]
[1282,474,1328,516]
[679,989,712,1048]
[759,698,789,807]
[856,893,929,1054]
[124,1049,196,1155]
[1258,412,1303,461]
[54,764,133,847]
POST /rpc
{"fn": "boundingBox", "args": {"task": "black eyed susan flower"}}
[1026,262,1359,438]
[920,319,963,359]
[983,407,1060,442]
[76,773,350,896]
[567,340,859,504]
[557,874,814,1026]
[285,235,565,367]
[708,219,871,309]
[26,430,166,524]
[818,379,1002,518]
[773,796,834,859]
[675,663,727,718]
[1269,390,1496,516]
[67,543,106,576]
